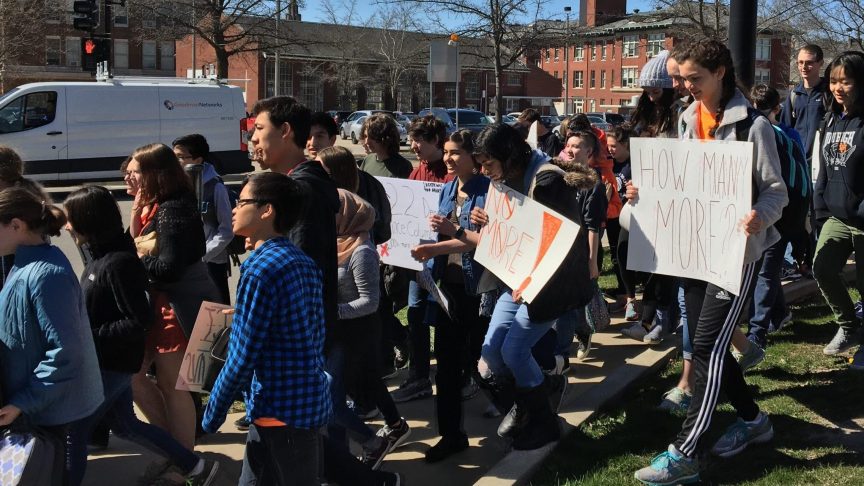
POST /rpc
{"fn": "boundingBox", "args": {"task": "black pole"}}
[729,0,756,90]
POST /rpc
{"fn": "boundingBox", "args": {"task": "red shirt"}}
[409,159,454,183]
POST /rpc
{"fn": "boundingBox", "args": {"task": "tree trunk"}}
[494,67,504,123]
[216,47,229,79]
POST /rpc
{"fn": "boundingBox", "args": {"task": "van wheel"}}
[351,132,358,144]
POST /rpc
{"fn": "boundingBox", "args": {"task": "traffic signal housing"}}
[81,38,110,72]
[73,1,99,32]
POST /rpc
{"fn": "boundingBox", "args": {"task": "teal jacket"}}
[0,244,103,426]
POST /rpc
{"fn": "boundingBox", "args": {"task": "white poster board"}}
[376,177,443,270]
[474,182,581,303]
[416,268,451,319]
[176,301,233,392]
[626,138,753,294]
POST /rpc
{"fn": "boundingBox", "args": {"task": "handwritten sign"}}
[416,268,451,319]
[176,301,233,392]
[626,138,753,294]
[376,177,443,270]
[474,182,581,303]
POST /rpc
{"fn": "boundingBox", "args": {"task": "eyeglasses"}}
[236,198,269,208]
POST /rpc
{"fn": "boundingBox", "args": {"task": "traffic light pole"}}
[729,0,756,90]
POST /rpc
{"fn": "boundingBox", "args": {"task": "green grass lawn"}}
[531,290,864,485]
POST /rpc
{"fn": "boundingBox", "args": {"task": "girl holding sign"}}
[631,39,788,485]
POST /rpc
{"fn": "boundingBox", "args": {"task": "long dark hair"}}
[474,123,532,184]
[132,143,193,204]
[672,39,737,138]
[64,186,124,246]
[0,187,66,237]
[824,50,864,118]
[630,89,677,137]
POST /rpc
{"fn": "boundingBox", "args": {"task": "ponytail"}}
[0,187,66,237]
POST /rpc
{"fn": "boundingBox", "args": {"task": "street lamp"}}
[564,6,571,115]
[448,33,460,129]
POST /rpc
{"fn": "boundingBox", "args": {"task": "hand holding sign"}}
[739,209,762,236]
[376,177,443,270]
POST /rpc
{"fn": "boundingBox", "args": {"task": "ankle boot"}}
[478,373,516,416]
[544,373,567,413]
[497,392,529,438]
[512,384,561,450]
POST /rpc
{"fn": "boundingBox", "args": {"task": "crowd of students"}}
[0,36,862,486]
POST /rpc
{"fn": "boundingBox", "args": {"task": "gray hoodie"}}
[201,162,234,264]
[678,89,788,265]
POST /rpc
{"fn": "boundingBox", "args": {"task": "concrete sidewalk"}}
[83,274,832,486]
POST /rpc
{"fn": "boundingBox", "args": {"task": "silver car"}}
[345,115,407,145]
[339,110,392,140]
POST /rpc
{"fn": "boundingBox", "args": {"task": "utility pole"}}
[564,5,571,115]
[729,0,756,89]
[274,0,280,96]
[191,1,196,77]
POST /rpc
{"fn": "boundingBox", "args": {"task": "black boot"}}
[477,373,516,416]
[497,393,529,438]
[545,373,567,413]
[512,384,561,450]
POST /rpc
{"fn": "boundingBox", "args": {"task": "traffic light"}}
[73,1,99,32]
[81,38,109,72]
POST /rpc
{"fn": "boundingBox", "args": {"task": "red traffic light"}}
[84,39,96,55]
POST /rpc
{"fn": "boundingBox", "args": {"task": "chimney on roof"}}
[287,0,301,21]
[579,0,627,27]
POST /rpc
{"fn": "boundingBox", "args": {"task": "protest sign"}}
[474,182,581,303]
[626,138,753,294]
[376,177,443,270]
[176,301,233,392]
[416,268,451,319]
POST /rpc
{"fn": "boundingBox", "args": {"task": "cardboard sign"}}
[626,138,753,294]
[176,301,233,392]
[376,177,443,270]
[474,182,581,303]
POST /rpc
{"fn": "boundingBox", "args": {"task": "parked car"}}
[339,110,392,139]
[327,110,352,126]
[540,115,563,129]
[487,114,519,126]
[345,116,368,144]
[394,112,417,131]
[418,108,491,135]
[586,112,626,127]
[587,115,612,133]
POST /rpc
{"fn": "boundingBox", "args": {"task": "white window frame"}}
[45,36,62,66]
[574,97,584,112]
[755,38,771,61]
[142,41,157,69]
[554,48,559,62]
[114,39,129,69]
[600,70,606,89]
[755,67,771,85]
[574,46,584,61]
[647,33,665,58]
[114,3,129,27]
[621,67,638,88]
[601,41,607,60]
[65,36,81,67]
[623,35,639,58]
[573,70,583,88]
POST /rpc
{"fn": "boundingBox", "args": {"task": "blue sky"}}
[302,0,657,25]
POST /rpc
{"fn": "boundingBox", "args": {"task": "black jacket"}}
[814,113,864,228]
[140,192,207,283]
[80,233,155,373]
[290,160,340,330]
[357,170,392,245]
[538,130,563,159]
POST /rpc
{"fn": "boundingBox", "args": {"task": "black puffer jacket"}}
[140,191,206,283]
[80,233,155,373]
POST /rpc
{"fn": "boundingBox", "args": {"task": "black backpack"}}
[202,176,247,259]
[735,107,811,238]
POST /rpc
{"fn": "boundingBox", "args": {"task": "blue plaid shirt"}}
[202,237,331,432]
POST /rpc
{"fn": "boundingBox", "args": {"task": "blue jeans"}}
[747,237,788,348]
[554,306,590,358]
[68,371,199,486]
[482,290,555,388]
[678,284,692,360]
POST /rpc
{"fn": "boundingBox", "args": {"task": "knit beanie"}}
[638,50,673,89]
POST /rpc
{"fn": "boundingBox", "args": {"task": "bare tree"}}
[317,0,375,109]
[386,0,553,121]
[374,5,426,110]
[128,0,304,78]
[0,1,56,92]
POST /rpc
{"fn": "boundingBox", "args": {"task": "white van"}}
[0,78,252,182]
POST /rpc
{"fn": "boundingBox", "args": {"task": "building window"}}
[506,98,520,112]
[574,46,584,61]
[545,49,550,62]
[265,60,293,97]
[507,73,521,86]
[755,68,771,85]
[755,38,771,61]
[444,85,456,107]
[590,99,596,111]
[600,70,606,88]
[114,3,129,27]
[622,67,638,88]
[573,70,583,88]
[465,75,480,99]
[554,48,559,62]
[45,36,62,66]
[601,41,607,60]
[114,39,128,69]
[590,70,596,88]
[591,42,597,60]
[160,42,175,71]
[647,33,664,58]
[142,41,157,69]
[300,76,323,111]
[623,35,639,58]
[599,99,605,107]
[65,37,81,68]
[610,69,615,87]
[574,97,584,112]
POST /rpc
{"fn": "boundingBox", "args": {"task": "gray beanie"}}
[638,50,672,89]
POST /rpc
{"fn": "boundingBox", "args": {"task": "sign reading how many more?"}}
[376,177,443,271]
[625,138,754,295]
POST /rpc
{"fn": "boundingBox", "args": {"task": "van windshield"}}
[0,87,22,109]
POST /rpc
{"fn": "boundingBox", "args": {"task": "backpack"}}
[202,176,247,259]
[735,107,811,238]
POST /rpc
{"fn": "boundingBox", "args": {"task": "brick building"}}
[535,0,793,114]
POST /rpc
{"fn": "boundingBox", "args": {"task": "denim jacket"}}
[430,175,491,295]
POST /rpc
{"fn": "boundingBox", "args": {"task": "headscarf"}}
[336,188,375,265]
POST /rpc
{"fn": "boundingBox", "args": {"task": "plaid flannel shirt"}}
[202,237,331,432]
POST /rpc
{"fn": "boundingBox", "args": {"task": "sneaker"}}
[643,324,664,345]
[734,341,765,372]
[137,459,174,486]
[424,434,469,463]
[360,437,393,471]
[657,387,691,413]
[551,355,571,375]
[622,323,648,341]
[234,416,250,431]
[376,418,411,450]
[348,401,382,421]
[856,301,864,320]
[184,459,220,486]
[768,311,793,333]
[823,327,859,355]
[634,444,700,485]
[710,413,774,458]
[851,346,864,371]
[393,343,410,370]
[625,301,641,321]
[780,266,801,282]
[391,378,433,403]
[576,332,592,360]
[461,376,479,401]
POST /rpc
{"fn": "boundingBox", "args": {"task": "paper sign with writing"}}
[416,268,451,319]
[626,138,753,294]
[474,182,581,303]
[176,301,233,392]
[376,177,443,271]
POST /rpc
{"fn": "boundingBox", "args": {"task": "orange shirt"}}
[254,417,287,427]
[696,102,716,141]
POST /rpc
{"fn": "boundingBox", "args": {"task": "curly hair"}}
[672,39,737,138]
[409,114,446,149]
[362,113,401,156]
